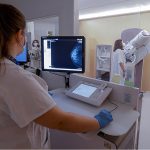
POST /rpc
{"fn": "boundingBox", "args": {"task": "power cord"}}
[108,100,119,112]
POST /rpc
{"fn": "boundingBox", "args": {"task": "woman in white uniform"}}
[111,39,126,85]
[0,4,113,149]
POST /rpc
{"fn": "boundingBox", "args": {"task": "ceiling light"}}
[79,4,150,20]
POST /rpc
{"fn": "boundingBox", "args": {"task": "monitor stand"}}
[65,73,71,88]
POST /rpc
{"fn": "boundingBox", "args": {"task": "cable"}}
[65,73,70,88]
[108,100,119,112]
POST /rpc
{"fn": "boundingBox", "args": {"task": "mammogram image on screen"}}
[51,40,82,70]
[42,37,84,72]
[71,43,82,68]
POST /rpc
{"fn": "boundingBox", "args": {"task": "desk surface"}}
[50,89,139,136]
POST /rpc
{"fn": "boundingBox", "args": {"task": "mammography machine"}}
[122,28,150,88]
[124,29,150,64]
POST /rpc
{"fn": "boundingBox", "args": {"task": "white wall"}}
[27,16,59,43]
[0,0,79,35]
[26,22,35,42]
[34,21,56,41]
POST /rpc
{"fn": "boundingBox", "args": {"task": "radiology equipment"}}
[16,45,28,64]
[124,30,150,64]
[41,36,85,73]
[66,81,112,107]
[45,73,140,149]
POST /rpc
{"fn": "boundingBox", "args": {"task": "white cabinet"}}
[96,45,112,80]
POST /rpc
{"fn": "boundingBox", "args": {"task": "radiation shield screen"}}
[41,36,85,73]
[72,84,97,98]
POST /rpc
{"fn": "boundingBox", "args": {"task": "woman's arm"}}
[34,106,99,133]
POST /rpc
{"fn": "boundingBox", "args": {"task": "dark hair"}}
[32,40,40,48]
[113,39,123,51]
[0,4,26,61]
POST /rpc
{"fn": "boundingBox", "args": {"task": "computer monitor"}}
[16,44,28,64]
[41,36,85,73]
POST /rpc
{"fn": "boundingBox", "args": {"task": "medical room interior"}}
[1,0,150,149]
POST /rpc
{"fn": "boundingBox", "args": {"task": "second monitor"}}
[41,36,85,73]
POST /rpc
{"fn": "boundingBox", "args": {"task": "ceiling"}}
[78,0,150,15]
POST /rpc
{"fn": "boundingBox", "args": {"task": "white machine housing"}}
[41,72,141,149]
[124,30,150,64]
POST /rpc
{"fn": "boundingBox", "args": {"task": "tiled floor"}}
[138,92,150,149]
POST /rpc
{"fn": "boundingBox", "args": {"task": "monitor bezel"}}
[41,36,85,73]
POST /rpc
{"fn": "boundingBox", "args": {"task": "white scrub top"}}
[0,58,56,149]
[111,49,126,85]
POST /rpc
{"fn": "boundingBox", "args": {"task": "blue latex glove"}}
[94,109,113,128]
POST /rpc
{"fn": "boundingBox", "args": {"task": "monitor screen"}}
[16,45,28,63]
[41,36,85,73]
